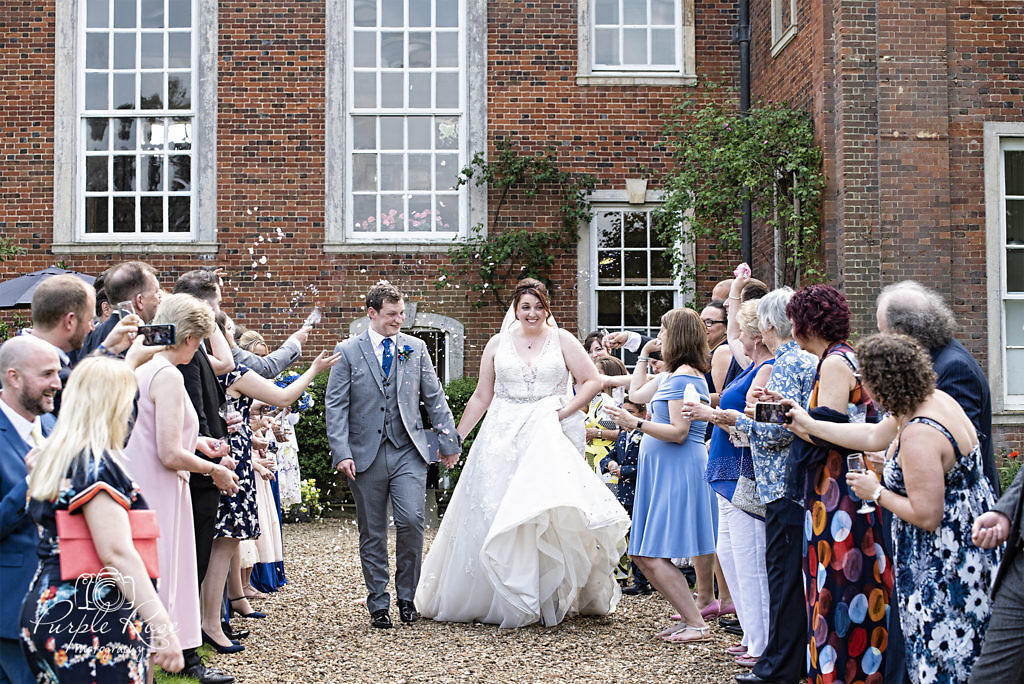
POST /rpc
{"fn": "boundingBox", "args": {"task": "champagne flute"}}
[847,452,875,514]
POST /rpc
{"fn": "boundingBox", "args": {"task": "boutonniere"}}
[630,431,643,445]
[396,345,414,362]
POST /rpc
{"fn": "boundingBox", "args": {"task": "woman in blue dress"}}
[606,307,718,644]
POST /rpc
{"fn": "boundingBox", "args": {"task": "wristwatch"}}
[636,420,645,432]
[870,483,885,503]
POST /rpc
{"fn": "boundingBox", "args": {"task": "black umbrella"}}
[0,267,96,308]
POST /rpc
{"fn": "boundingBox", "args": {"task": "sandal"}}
[700,599,722,619]
[656,622,689,639]
[670,613,684,621]
[663,625,711,644]
[735,654,759,667]
[726,643,747,656]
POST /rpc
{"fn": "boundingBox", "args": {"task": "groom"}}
[326,281,461,628]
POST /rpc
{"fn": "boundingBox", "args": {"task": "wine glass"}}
[847,452,875,514]
[219,397,241,434]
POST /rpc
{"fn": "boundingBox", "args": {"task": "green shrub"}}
[437,376,479,503]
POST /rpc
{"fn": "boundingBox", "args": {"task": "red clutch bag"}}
[55,509,160,581]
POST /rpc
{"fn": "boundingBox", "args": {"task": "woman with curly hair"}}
[785,333,1000,683]
[785,285,894,683]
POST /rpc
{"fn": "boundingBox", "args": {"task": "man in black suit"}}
[970,466,1024,682]
[171,270,237,684]
[76,261,162,360]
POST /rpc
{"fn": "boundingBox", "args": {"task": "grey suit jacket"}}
[991,467,1023,595]
[232,339,300,379]
[325,330,460,472]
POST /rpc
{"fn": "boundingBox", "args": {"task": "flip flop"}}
[663,625,711,644]
[656,622,689,639]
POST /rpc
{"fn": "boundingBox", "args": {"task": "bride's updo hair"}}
[660,308,711,374]
[512,278,554,324]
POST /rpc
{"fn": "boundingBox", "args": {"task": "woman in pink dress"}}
[126,294,239,654]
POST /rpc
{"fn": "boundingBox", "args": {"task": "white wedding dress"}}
[415,327,630,628]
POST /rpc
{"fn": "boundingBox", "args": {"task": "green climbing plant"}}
[437,138,596,307]
[655,98,826,296]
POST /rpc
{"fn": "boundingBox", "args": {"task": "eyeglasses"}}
[702,318,726,327]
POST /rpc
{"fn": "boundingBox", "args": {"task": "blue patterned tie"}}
[381,337,393,377]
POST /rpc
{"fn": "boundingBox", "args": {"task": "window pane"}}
[381,72,404,107]
[623,211,647,247]
[1006,300,1024,346]
[354,72,376,108]
[168,72,190,108]
[139,117,164,150]
[650,290,675,324]
[113,154,136,190]
[623,28,647,64]
[408,153,431,190]
[87,0,109,28]
[140,196,163,232]
[623,0,647,23]
[354,32,376,67]
[623,290,647,327]
[353,116,377,149]
[113,118,136,150]
[436,194,458,231]
[140,154,163,190]
[86,156,108,191]
[1007,199,1024,246]
[435,117,458,149]
[354,0,377,27]
[85,73,108,110]
[651,29,675,64]
[113,196,135,232]
[168,0,190,27]
[408,195,432,231]
[651,0,674,24]
[85,197,109,233]
[86,118,110,150]
[141,0,163,28]
[141,32,163,68]
[113,33,136,69]
[595,211,621,248]
[409,32,431,67]
[141,72,163,108]
[409,72,432,108]
[598,250,621,285]
[168,154,190,190]
[381,32,404,67]
[380,117,403,149]
[651,248,673,284]
[597,291,621,328]
[1006,150,1024,196]
[352,154,378,191]
[168,196,190,231]
[86,33,109,69]
[436,0,458,27]
[168,33,190,68]
[381,0,403,26]
[113,0,136,28]
[408,117,431,148]
[381,194,406,230]
[436,32,458,67]
[112,73,135,109]
[380,154,404,191]
[353,195,378,231]
[168,117,191,149]
[595,0,618,24]
[624,251,646,284]
[435,72,458,108]
[1008,349,1024,395]
[435,153,458,190]
[1008,249,1024,293]
[594,29,619,65]
[409,0,431,27]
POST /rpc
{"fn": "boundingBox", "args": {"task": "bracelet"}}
[207,462,216,476]
[637,356,650,362]
[728,295,740,300]
[870,483,884,503]
[97,343,119,358]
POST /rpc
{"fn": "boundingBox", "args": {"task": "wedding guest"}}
[605,308,717,644]
[80,261,162,358]
[701,301,728,404]
[585,356,627,472]
[244,404,284,595]
[684,300,772,668]
[19,357,184,681]
[970,463,1024,682]
[0,337,59,684]
[583,330,609,361]
[876,281,998,495]
[786,334,999,684]
[600,399,650,595]
[785,285,893,683]
[229,321,307,380]
[125,293,238,684]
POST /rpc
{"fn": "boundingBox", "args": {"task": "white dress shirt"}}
[366,327,398,370]
[0,395,43,447]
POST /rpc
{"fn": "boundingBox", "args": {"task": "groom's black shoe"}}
[398,600,419,624]
[370,609,393,629]
[621,583,653,596]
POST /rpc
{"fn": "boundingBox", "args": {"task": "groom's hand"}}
[336,458,357,480]
[439,453,460,469]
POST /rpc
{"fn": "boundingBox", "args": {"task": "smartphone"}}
[755,401,790,424]
[137,323,175,346]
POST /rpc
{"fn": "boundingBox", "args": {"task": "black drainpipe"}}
[733,0,753,264]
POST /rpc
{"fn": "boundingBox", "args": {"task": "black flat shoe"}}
[397,600,419,624]
[370,608,393,629]
[719,616,741,628]
[722,623,744,637]
[221,621,249,640]
[735,673,775,683]
[621,583,653,596]
[228,597,266,619]
[182,661,235,684]
[201,630,244,654]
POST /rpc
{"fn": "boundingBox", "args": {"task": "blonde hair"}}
[238,329,267,353]
[737,299,762,341]
[28,357,137,502]
[153,293,215,349]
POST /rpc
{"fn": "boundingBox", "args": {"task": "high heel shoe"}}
[202,630,245,654]
[229,597,266,619]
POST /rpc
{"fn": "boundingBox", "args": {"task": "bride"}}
[415,278,631,628]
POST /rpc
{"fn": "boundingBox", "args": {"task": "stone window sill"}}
[51,241,219,255]
[322,241,454,254]
[576,72,697,87]
[771,26,798,58]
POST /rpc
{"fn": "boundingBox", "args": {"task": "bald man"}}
[0,336,59,684]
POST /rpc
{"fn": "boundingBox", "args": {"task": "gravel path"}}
[210,520,745,683]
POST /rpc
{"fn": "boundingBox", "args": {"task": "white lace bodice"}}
[493,328,569,403]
